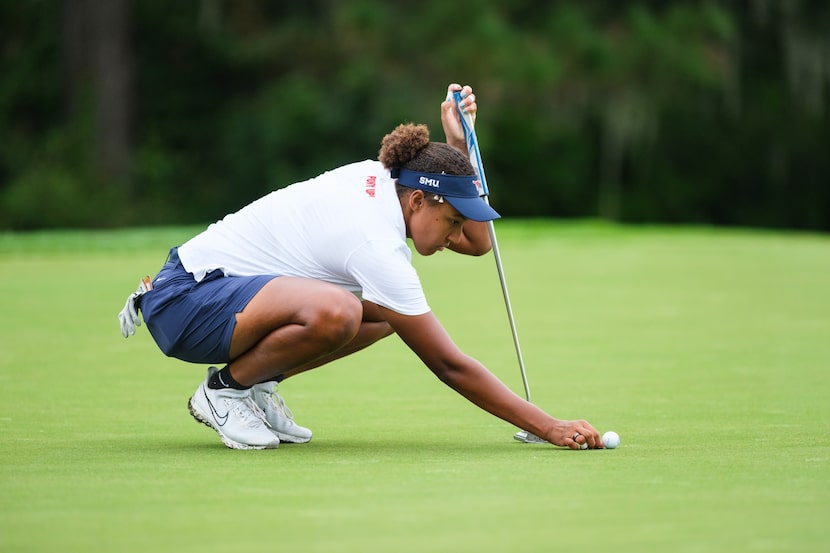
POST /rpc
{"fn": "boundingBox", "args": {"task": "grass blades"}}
[1,221,828,552]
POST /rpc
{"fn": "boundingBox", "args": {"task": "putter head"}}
[513,430,547,444]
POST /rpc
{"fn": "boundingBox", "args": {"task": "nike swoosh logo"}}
[203,388,229,426]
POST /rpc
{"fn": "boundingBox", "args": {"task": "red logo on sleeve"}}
[365,175,377,197]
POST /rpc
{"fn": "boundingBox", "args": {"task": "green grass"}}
[1,220,828,552]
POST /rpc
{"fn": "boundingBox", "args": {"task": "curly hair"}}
[379,123,474,177]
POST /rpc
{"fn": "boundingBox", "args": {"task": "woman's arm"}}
[441,83,492,256]
[380,306,602,449]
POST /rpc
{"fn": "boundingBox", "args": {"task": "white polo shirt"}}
[177,159,430,316]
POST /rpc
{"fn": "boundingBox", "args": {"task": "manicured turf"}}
[1,221,828,552]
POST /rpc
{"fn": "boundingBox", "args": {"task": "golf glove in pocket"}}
[118,276,152,338]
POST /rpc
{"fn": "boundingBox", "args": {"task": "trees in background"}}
[1,0,828,230]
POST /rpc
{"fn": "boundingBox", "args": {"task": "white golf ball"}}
[602,431,620,449]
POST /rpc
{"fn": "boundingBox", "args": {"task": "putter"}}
[451,91,545,444]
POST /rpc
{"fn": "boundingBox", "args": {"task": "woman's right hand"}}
[441,83,476,152]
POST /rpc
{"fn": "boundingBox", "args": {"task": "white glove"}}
[118,291,142,337]
[118,277,152,338]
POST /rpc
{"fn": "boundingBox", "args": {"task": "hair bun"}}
[378,123,430,168]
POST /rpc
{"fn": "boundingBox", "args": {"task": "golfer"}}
[119,83,602,451]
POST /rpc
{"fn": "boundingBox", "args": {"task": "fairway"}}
[1,221,828,552]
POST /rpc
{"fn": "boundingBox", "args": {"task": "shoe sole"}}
[272,431,312,444]
[188,396,279,450]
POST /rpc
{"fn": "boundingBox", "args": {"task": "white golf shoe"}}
[251,381,313,444]
[188,375,279,450]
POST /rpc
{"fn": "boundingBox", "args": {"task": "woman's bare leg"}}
[274,298,393,380]
[226,277,392,386]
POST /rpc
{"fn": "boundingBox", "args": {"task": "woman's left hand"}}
[441,83,476,152]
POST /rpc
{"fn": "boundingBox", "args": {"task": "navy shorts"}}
[139,247,277,364]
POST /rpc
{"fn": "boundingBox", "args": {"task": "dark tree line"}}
[1,1,828,230]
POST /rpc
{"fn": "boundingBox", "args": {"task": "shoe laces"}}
[227,396,271,429]
[263,385,295,421]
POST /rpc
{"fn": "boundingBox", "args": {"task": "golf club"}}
[451,91,545,444]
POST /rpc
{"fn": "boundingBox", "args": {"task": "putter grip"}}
[452,91,489,197]
[452,90,476,129]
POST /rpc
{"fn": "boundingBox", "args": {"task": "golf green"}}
[1,221,827,552]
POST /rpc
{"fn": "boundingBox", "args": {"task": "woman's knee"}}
[304,289,363,346]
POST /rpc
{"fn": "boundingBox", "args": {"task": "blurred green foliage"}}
[0,0,828,230]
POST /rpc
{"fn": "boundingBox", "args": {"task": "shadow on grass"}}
[52,433,575,457]
[108,435,577,459]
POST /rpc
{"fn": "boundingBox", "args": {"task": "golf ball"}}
[602,431,620,449]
